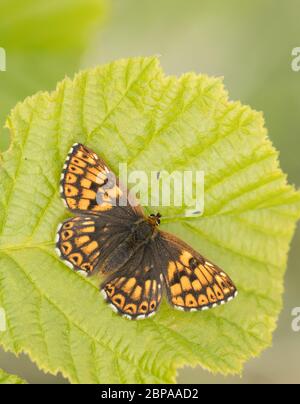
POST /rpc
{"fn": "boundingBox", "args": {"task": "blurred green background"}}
[0,0,300,384]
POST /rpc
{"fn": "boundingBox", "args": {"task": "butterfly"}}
[56,143,238,320]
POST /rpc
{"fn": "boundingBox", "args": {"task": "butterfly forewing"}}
[60,143,124,213]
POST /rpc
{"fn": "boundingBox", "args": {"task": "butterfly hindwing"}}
[158,232,238,312]
[101,243,163,319]
[60,143,124,213]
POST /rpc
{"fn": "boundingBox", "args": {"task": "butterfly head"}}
[148,213,162,227]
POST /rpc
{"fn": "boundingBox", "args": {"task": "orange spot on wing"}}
[131,285,142,301]
[61,230,74,241]
[138,302,149,313]
[144,280,152,297]
[82,189,97,200]
[192,279,202,291]
[206,287,217,303]
[149,300,157,311]
[180,276,192,291]
[65,185,79,197]
[194,267,209,286]
[82,241,98,255]
[167,262,177,281]
[66,198,77,209]
[81,226,96,233]
[124,304,137,315]
[122,278,137,294]
[75,236,90,247]
[172,296,185,306]
[65,173,77,184]
[87,166,104,176]
[85,172,104,184]
[170,283,182,297]
[179,251,193,267]
[71,157,87,168]
[63,221,74,230]
[68,164,84,175]
[61,242,72,255]
[185,294,197,307]
[78,199,90,210]
[81,178,92,189]
[69,253,83,266]
[77,151,96,164]
[213,284,224,300]
[198,294,209,306]
[112,294,125,309]
[152,280,157,294]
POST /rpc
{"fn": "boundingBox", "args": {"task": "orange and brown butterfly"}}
[56,143,238,320]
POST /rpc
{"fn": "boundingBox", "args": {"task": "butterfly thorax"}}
[133,220,155,242]
[134,214,161,240]
[102,218,158,274]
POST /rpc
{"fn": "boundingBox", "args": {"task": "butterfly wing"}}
[101,242,163,320]
[57,143,146,275]
[157,232,238,311]
[60,143,142,215]
[56,211,137,275]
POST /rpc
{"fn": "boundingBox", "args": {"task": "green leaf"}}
[0,56,299,383]
[0,0,107,151]
[0,368,27,384]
